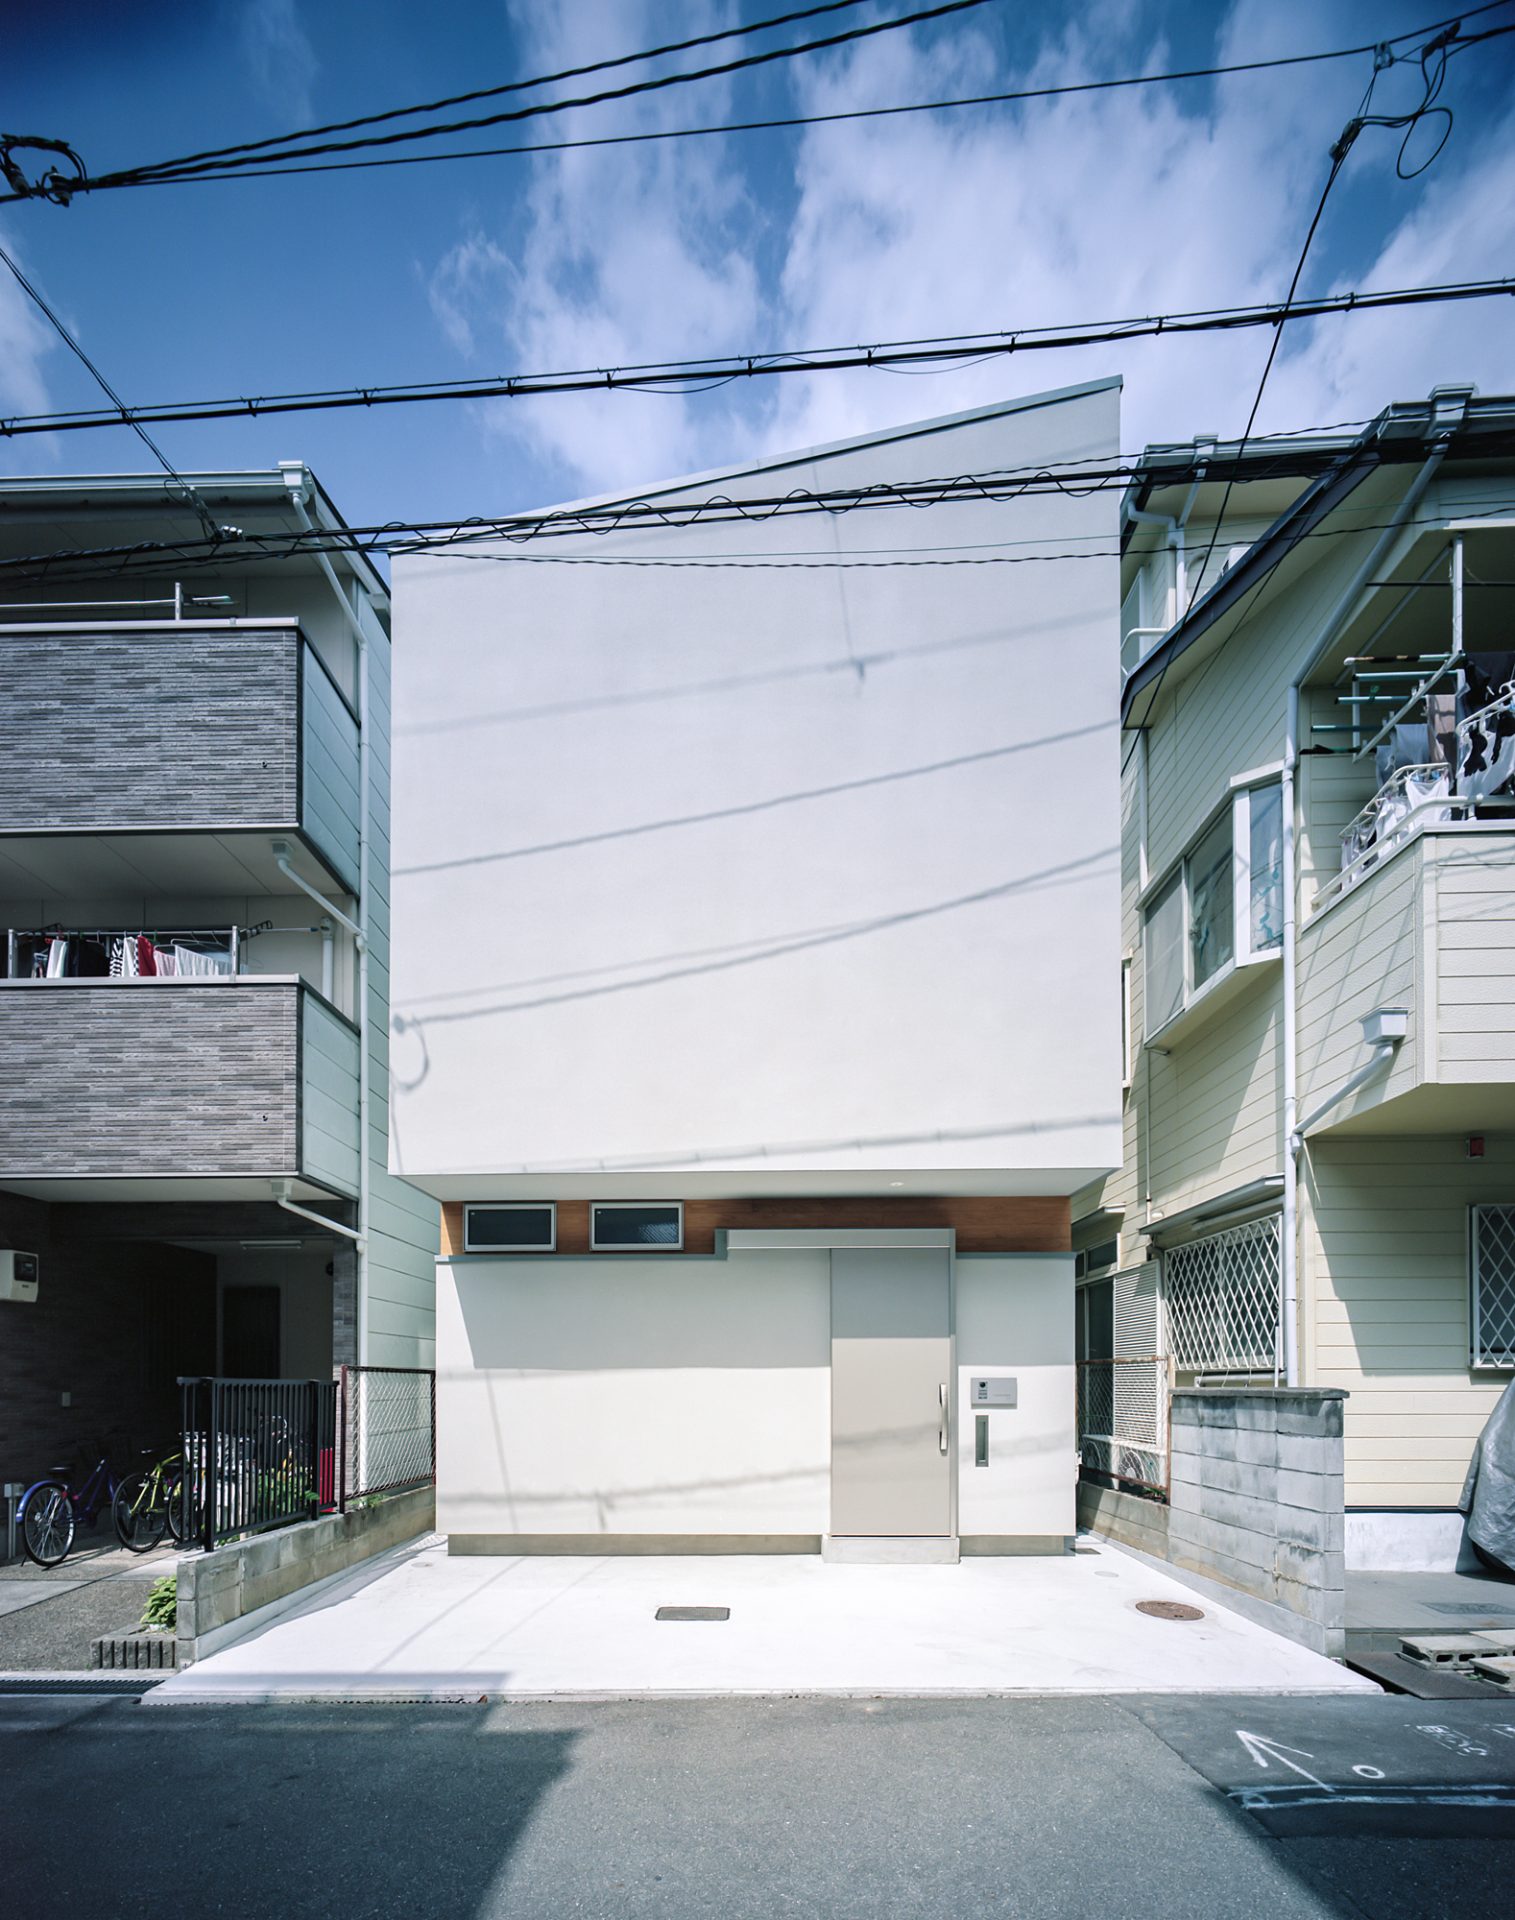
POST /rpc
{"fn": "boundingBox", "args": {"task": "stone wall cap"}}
[1171,1387,1349,1401]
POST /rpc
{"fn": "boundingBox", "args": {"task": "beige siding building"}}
[1076,388,1515,1570]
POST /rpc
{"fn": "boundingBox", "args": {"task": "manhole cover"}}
[655,1606,729,1622]
[1135,1600,1204,1621]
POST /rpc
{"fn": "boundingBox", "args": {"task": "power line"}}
[0,240,225,542]
[16,0,994,203]
[6,4,1510,203]
[6,492,1512,590]
[3,276,1509,440]
[117,1,876,176]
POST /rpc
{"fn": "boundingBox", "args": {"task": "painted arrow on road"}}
[1235,1730,1333,1794]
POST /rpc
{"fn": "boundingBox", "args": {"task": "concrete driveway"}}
[151,1534,1375,1703]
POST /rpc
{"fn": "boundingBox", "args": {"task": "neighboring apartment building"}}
[0,467,437,1474]
[1075,386,1515,1571]
[390,383,1124,1560]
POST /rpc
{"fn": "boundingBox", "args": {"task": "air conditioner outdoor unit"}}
[0,1251,39,1303]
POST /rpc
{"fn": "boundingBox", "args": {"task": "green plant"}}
[140,1575,176,1632]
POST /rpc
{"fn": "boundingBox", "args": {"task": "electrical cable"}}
[116,1,876,175]
[79,0,996,192]
[2,275,1509,440]
[5,3,1510,203]
[0,240,226,543]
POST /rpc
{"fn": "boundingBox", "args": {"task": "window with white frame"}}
[1141,780,1282,1034]
[1472,1204,1515,1367]
[1163,1215,1282,1377]
[590,1203,683,1250]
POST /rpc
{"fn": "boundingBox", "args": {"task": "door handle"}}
[938,1383,949,1455]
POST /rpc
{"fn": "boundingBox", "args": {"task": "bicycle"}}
[17,1454,123,1568]
[112,1448,185,1553]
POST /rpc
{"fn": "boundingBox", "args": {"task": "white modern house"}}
[1075,386,1515,1574]
[390,382,1125,1559]
[0,468,437,1480]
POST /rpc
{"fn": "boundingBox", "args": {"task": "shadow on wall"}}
[453,1258,831,1373]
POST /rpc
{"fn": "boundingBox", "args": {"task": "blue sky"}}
[2,0,1513,534]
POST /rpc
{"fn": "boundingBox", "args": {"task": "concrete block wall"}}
[175,1483,434,1663]
[1168,1388,1346,1657]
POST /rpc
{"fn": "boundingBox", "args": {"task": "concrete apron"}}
[147,1534,1377,1705]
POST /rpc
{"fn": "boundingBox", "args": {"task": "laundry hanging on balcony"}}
[1456,651,1515,803]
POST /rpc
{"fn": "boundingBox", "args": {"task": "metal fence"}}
[1163,1215,1283,1379]
[338,1365,436,1509]
[1076,1357,1172,1497]
[180,1376,338,1553]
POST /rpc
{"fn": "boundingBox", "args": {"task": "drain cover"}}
[655,1606,730,1622]
[1426,1602,1515,1618]
[1135,1600,1204,1621]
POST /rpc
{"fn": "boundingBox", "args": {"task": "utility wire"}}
[7,489,1512,589]
[0,240,224,541]
[2,275,1509,439]
[80,0,996,191]
[5,3,1510,203]
[120,0,876,175]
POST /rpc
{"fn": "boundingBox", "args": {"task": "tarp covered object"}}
[1462,1378,1515,1577]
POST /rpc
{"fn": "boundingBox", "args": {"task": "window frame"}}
[463,1203,557,1254]
[589,1201,685,1252]
[1140,775,1283,1041]
[1471,1202,1515,1369]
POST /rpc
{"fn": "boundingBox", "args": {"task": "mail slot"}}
[969,1375,1017,1409]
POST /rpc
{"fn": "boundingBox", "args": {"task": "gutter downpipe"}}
[285,473,374,1366]
[1280,441,1451,1388]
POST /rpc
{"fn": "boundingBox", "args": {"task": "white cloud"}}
[239,0,319,125]
[427,0,1515,496]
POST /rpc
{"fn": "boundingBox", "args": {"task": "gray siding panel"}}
[300,644,361,891]
[0,983,299,1176]
[0,627,300,830]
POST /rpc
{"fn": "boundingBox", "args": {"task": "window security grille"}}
[1163,1215,1282,1378]
[1472,1204,1515,1368]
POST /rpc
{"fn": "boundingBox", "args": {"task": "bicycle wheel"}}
[112,1471,168,1552]
[21,1482,75,1567]
[163,1468,189,1544]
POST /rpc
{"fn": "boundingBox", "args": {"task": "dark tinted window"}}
[465,1205,555,1251]
[592,1205,682,1248]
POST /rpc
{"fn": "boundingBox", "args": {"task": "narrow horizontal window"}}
[590,1203,684,1250]
[463,1204,556,1253]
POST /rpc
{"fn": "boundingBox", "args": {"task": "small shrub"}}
[140,1575,177,1632]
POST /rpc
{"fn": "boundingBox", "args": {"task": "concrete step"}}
[1470,1654,1515,1690]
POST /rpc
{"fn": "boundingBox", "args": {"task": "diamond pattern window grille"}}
[1163,1215,1282,1377]
[1076,1358,1169,1494]
[1472,1204,1515,1368]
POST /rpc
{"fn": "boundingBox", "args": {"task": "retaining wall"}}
[1079,1387,1347,1658]
[176,1484,433,1665]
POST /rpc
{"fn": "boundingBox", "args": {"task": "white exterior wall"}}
[436,1246,1074,1543]
[956,1254,1075,1538]
[390,385,1122,1196]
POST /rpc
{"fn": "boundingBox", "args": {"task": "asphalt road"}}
[3,1691,1512,1918]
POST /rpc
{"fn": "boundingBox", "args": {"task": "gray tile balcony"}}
[0,979,359,1201]
[0,620,359,897]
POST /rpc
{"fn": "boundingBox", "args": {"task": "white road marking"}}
[1235,1731,1332,1794]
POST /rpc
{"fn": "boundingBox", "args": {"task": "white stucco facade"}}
[391,385,1121,1555]
[390,383,1122,1198]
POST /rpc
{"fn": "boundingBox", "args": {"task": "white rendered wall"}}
[436,1249,831,1537]
[390,384,1122,1195]
[956,1255,1076,1539]
[436,1245,1073,1542]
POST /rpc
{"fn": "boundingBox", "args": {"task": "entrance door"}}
[222,1285,281,1377]
[830,1248,951,1537]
